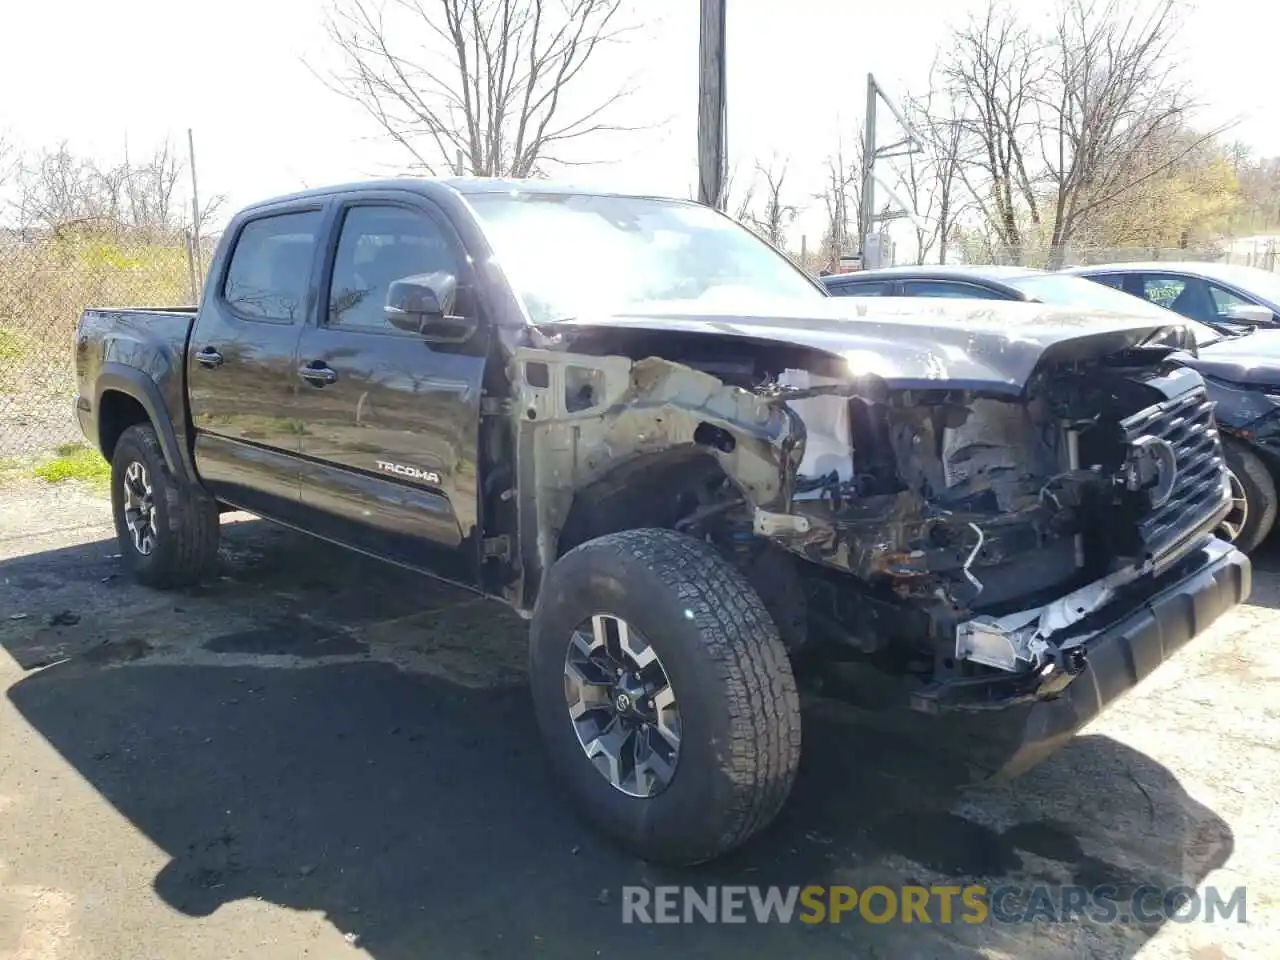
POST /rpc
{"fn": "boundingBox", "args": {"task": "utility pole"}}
[187,128,204,296]
[697,0,727,209]
[860,73,877,259]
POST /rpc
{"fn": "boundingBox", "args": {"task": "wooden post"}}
[697,0,727,209]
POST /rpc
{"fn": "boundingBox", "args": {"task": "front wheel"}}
[1219,437,1277,554]
[529,528,802,865]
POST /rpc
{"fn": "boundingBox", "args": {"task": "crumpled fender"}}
[511,350,809,608]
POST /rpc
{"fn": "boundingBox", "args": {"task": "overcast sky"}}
[2,0,1272,246]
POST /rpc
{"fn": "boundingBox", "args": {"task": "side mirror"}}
[1224,303,1275,325]
[384,271,478,342]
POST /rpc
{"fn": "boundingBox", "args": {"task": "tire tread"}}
[1223,436,1277,554]
[113,424,219,588]
[567,528,802,859]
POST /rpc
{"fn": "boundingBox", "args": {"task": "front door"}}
[294,199,489,586]
[187,206,324,523]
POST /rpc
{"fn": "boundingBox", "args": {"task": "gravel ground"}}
[0,478,1276,960]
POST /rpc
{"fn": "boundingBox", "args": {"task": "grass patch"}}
[30,443,110,488]
[0,331,26,362]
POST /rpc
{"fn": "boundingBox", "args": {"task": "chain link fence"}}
[3,225,1279,460]
[1062,240,1280,271]
[0,228,209,459]
[967,237,1280,272]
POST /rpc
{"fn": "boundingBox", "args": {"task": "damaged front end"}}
[768,360,1231,684]
[505,320,1233,712]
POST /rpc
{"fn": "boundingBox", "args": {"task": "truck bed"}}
[74,307,198,471]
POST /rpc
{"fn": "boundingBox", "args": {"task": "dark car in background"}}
[1064,261,1280,329]
[821,264,1276,551]
[1066,261,1280,552]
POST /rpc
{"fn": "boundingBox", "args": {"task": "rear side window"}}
[1140,274,1215,322]
[223,210,323,322]
[1141,275,1186,308]
[900,280,999,299]
[1088,273,1127,290]
[827,280,892,296]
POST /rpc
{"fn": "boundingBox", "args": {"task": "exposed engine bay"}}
[503,322,1232,705]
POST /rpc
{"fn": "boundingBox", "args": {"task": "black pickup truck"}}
[74,178,1251,865]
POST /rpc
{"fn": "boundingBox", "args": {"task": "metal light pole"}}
[697,0,727,209]
[859,74,925,268]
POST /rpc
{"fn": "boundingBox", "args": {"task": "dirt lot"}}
[0,478,1276,960]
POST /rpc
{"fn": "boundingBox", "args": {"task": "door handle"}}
[195,347,223,369]
[298,361,339,386]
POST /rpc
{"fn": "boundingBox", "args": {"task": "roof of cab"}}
[238,176,685,213]
[832,263,1045,280]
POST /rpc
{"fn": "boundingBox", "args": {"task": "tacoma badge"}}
[375,460,441,484]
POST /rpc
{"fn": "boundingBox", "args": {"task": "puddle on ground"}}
[203,619,365,658]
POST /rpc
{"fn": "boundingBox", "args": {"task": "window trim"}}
[825,279,894,297]
[897,278,1002,300]
[316,197,469,338]
[218,205,327,326]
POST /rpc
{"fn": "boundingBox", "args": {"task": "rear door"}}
[293,194,489,586]
[187,206,324,523]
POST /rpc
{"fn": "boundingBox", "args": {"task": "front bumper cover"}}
[912,536,1250,777]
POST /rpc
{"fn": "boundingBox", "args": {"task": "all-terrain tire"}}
[529,528,802,865]
[1221,436,1277,554]
[110,423,220,588]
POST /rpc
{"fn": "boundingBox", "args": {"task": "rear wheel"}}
[110,423,220,588]
[529,528,801,865]
[1219,437,1277,554]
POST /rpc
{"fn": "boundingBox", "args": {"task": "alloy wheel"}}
[122,460,158,556]
[563,614,681,798]
[1217,470,1249,543]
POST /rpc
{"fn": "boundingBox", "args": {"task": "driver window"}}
[328,205,458,331]
[1208,284,1251,317]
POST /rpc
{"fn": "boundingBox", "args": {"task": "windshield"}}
[466,193,823,323]
[1007,273,1223,346]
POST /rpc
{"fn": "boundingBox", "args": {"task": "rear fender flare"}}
[95,363,190,481]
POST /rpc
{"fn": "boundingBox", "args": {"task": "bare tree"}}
[815,139,862,270]
[126,138,227,234]
[901,72,969,264]
[746,157,797,246]
[941,2,1046,262]
[934,0,1226,265]
[15,143,101,232]
[1234,153,1280,233]
[0,133,17,192]
[320,0,639,177]
[14,139,225,236]
[1036,0,1218,265]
